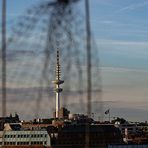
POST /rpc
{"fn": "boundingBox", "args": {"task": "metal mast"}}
[85,0,91,147]
[52,50,64,118]
[85,0,91,118]
[1,0,7,116]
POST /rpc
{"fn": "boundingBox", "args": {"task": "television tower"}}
[52,50,64,118]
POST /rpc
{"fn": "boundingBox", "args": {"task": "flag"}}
[105,109,110,115]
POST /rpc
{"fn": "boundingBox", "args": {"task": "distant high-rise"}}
[52,50,64,118]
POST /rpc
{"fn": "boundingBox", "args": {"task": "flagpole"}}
[109,110,110,122]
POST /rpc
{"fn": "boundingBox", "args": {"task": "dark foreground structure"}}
[47,124,123,148]
[108,144,148,148]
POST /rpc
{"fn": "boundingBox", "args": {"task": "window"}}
[31,142,34,145]
[34,141,37,145]
[37,141,39,144]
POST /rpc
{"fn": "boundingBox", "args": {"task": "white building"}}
[0,130,50,146]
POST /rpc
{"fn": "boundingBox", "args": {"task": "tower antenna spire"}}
[52,50,64,118]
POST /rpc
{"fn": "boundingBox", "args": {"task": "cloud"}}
[100,20,114,24]
[96,39,148,56]
[93,1,115,7]
[118,1,148,12]
[97,39,148,46]
[101,67,148,74]
[97,1,148,20]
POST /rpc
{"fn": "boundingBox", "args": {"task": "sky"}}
[1,0,148,121]
[3,0,148,69]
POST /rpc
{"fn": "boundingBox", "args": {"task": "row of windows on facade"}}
[4,134,47,138]
[57,133,118,138]
[56,139,117,145]
[1,141,47,145]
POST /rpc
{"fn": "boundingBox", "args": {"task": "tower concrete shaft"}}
[52,50,64,118]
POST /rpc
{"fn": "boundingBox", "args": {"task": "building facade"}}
[0,130,50,147]
[47,124,123,148]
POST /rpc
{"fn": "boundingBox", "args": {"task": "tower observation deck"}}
[52,50,64,118]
